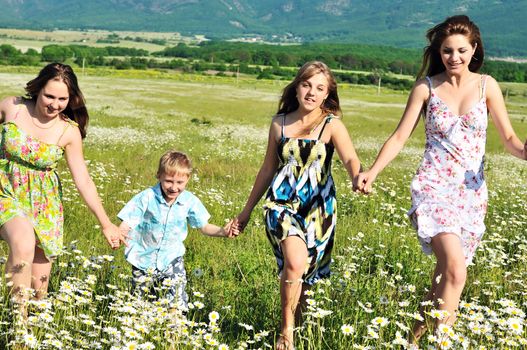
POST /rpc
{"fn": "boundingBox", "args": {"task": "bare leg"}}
[295,284,311,326]
[0,217,37,303]
[31,246,52,300]
[277,236,308,350]
[1,217,37,326]
[410,233,466,344]
[410,265,439,344]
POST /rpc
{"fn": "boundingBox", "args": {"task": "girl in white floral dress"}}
[357,15,527,343]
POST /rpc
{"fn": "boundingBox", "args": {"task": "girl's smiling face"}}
[440,34,476,74]
[295,72,329,113]
[35,79,70,120]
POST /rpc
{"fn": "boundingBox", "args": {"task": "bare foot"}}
[276,327,295,350]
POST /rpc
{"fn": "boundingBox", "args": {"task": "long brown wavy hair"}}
[417,15,484,79]
[278,61,341,123]
[25,63,89,139]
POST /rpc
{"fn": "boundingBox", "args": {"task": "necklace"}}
[31,114,60,130]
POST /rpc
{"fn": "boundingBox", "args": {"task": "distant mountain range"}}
[1,0,526,57]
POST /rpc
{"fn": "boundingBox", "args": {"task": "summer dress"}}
[0,106,76,259]
[408,75,488,265]
[264,114,337,284]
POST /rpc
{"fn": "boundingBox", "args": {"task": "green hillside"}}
[0,0,526,57]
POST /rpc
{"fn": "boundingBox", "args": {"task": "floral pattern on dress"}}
[0,121,73,259]
[408,76,488,265]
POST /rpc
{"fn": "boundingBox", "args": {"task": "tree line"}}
[1,42,526,88]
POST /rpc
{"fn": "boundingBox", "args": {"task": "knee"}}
[10,240,36,262]
[443,263,467,288]
[3,221,36,262]
[284,256,307,277]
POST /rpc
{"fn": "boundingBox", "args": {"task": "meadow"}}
[0,28,195,53]
[0,67,526,349]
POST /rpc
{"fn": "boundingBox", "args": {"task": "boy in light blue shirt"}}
[118,150,236,311]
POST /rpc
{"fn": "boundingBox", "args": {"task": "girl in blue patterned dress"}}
[357,16,527,344]
[231,61,361,349]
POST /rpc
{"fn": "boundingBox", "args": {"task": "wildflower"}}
[409,312,424,321]
[437,337,452,349]
[371,317,389,327]
[123,341,139,350]
[366,325,379,339]
[395,321,410,331]
[427,309,447,320]
[209,311,220,323]
[437,323,455,338]
[507,317,523,334]
[82,319,96,326]
[102,255,114,261]
[306,299,316,307]
[392,331,407,346]
[193,291,205,298]
[238,323,254,331]
[341,324,354,335]
[23,333,38,348]
[50,339,63,348]
[218,344,229,350]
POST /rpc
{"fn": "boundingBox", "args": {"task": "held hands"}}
[355,170,378,194]
[223,220,240,238]
[102,223,129,250]
[227,211,251,237]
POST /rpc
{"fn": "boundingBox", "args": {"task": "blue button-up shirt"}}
[118,183,210,271]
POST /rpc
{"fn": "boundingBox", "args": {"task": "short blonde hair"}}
[157,151,192,178]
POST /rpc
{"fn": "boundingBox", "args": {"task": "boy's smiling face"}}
[158,172,190,204]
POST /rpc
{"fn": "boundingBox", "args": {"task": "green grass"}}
[0,67,526,349]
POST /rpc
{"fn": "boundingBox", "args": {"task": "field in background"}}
[0,68,525,349]
[0,28,201,53]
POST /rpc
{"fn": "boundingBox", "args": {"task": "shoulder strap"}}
[317,115,332,140]
[13,102,24,120]
[480,74,488,99]
[56,118,76,144]
[281,113,286,139]
[425,76,433,93]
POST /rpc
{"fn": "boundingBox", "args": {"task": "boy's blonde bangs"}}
[157,151,192,177]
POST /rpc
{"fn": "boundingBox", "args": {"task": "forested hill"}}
[0,0,526,57]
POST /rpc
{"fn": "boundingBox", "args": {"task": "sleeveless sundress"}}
[264,114,337,285]
[0,110,76,259]
[408,75,488,265]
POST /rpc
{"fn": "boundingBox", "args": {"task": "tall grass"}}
[0,69,525,349]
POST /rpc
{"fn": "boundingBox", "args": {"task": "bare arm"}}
[0,97,8,123]
[330,118,362,189]
[64,127,122,248]
[200,221,237,237]
[357,80,429,193]
[0,96,19,123]
[234,118,281,230]
[486,77,527,160]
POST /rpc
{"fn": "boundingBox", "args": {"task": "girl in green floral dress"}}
[0,63,123,309]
